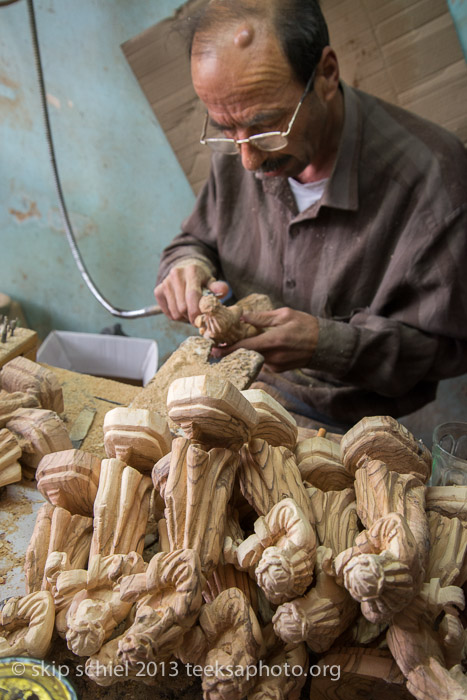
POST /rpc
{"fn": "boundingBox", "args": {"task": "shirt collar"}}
[259,81,362,214]
[323,82,361,212]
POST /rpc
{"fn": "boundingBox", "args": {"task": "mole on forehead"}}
[194,16,275,56]
[233,23,255,48]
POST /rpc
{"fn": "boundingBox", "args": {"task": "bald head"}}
[185,0,330,86]
[190,0,272,61]
[191,15,294,112]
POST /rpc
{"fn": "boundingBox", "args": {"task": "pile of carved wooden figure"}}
[1,356,467,700]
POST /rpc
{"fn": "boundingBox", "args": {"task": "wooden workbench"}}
[0,327,38,368]
[46,365,142,457]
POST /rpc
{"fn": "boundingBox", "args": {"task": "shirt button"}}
[286,279,296,289]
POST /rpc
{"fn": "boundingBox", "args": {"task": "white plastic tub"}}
[37,331,158,386]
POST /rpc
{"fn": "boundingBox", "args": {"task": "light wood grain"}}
[1,355,64,413]
[36,448,101,516]
[341,415,432,482]
[167,374,258,448]
[0,427,21,487]
[103,406,172,472]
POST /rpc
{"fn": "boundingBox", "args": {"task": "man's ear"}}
[317,46,340,103]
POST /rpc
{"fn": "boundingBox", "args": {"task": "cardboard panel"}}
[122,0,467,194]
[363,0,446,34]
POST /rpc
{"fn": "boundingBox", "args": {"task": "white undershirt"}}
[288,177,328,212]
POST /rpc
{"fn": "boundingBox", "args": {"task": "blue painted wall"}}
[0,0,196,363]
[448,0,467,60]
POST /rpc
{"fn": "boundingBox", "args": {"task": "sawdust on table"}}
[43,365,143,458]
[0,487,34,582]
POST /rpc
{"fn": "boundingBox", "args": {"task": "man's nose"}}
[238,141,267,171]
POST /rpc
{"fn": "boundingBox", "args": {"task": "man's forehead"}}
[191,14,285,63]
[191,21,291,87]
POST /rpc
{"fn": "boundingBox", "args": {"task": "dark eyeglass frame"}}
[199,68,317,154]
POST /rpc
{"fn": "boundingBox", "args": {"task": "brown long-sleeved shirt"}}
[157,83,467,429]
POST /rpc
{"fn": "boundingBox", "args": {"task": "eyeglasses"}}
[199,69,316,155]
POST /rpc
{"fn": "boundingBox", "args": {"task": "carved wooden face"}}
[67,598,112,656]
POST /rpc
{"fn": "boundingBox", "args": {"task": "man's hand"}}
[211,307,319,372]
[154,262,228,324]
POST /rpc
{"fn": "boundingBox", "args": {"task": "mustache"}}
[257,155,291,173]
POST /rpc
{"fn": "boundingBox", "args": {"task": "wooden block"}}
[36,448,102,517]
[0,390,40,429]
[6,407,72,472]
[0,461,21,488]
[296,435,342,464]
[340,415,432,482]
[130,336,264,433]
[0,356,64,413]
[301,460,355,491]
[167,374,258,449]
[241,388,298,449]
[48,507,93,572]
[103,406,172,472]
[296,435,353,490]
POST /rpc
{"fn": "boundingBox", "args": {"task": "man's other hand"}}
[154,262,228,324]
[211,307,319,372]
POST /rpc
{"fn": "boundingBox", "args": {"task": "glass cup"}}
[430,421,467,486]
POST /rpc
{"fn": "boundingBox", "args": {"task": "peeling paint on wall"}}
[9,200,41,222]
[47,208,96,239]
[46,92,61,109]
[0,75,17,101]
[1,0,196,360]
